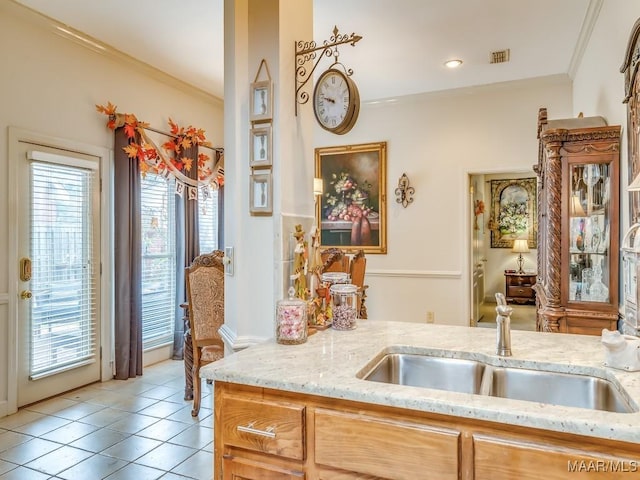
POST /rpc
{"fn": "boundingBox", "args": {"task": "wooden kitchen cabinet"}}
[214,382,639,479]
[473,434,638,480]
[314,409,459,479]
[534,108,621,335]
[222,455,304,479]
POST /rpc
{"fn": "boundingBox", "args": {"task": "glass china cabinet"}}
[534,108,621,335]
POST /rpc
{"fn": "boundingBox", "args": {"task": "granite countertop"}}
[200,320,640,444]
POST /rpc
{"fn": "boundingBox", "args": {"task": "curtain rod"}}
[143,125,224,153]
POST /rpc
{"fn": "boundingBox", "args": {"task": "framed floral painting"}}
[315,142,387,254]
[489,177,537,248]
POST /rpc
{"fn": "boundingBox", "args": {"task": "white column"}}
[221,0,314,350]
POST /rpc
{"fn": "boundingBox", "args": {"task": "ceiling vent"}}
[490,49,510,64]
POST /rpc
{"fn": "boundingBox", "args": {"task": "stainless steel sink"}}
[358,353,486,394]
[486,367,636,413]
[358,353,637,413]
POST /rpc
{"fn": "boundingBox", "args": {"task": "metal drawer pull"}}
[237,422,276,438]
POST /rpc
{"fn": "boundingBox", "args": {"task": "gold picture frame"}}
[315,142,387,254]
[250,171,272,215]
[489,177,537,248]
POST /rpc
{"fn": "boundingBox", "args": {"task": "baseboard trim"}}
[219,325,269,353]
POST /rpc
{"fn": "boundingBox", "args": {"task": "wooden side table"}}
[504,272,537,305]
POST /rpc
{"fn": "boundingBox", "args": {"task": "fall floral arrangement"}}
[474,199,485,230]
[96,101,223,194]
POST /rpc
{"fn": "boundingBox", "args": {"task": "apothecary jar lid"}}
[329,283,358,294]
[321,272,349,283]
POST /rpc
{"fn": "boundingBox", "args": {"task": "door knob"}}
[20,290,32,300]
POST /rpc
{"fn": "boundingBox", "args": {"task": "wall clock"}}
[313,68,360,135]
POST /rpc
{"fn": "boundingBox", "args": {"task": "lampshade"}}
[570,194,587,217]
[313,177,323,196]
[512,239,530,253]
[628,172,640,191]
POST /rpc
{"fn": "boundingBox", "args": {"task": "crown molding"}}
[4,0,223,107]
[567,0,604,79]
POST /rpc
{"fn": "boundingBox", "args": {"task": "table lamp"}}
[512,239,530,274]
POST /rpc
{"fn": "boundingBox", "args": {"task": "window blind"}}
[30,162,97,378]
[141,174,176,350]
[198,188,219,252]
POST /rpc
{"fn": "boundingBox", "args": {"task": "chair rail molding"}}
[0,293,8,304]
[367,269,461,279]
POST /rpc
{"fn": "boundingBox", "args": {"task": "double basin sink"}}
[357,352,637,413]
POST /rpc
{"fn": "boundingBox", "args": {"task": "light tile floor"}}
[476,302,537,331]
[0,360,213,480]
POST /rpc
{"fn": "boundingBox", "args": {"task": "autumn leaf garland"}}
[96,101,222,186]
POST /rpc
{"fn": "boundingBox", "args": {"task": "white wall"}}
[572,0,640,235]
[221,0,315,351]
[0,3,222,413]
[315,76,573,325]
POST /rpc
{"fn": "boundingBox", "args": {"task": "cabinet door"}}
[566,161,614,305]
[314,409,460,480]
[223,455,304,480]
[474,434,638,480]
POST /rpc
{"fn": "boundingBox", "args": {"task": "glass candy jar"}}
[276,287,308,344]
[317,272,349,325]
[330,283,358,330]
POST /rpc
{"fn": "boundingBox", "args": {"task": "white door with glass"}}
[15,141,101,407]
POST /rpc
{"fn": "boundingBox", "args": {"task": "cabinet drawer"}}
[222,395,305,460]
[507,286,533,298]
[315,409,459,480]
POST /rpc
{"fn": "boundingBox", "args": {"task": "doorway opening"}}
[468,171,537,331]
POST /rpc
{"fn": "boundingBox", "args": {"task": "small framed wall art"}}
[250,59,273,124]
[250,171,272,215]
[249,58,273,123]
[249,124,272,169]
[250,80,272,122]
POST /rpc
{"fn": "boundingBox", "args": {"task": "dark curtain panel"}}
[172,145,200,359]
[113,127,143,379]
[217,152,225,248]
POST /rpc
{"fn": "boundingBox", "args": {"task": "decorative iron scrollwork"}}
[395,173,414,208]
[295,26,362,115]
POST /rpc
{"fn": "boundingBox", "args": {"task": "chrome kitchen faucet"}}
[495,293,513,357]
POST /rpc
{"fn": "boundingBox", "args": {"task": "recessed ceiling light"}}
[444,59,463,69]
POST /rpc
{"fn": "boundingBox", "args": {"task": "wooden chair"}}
[349,250,368,319]
[185,250,225,416]
[320,247,350,273]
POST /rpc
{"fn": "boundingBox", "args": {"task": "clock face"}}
[313,68,360,134]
